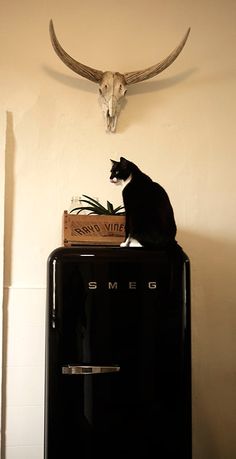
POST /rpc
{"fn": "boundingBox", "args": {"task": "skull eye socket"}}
[99,84,108,94]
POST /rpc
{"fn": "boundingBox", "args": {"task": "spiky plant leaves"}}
[70,195,125,215]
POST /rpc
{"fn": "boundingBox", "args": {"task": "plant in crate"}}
[69,194,125,216]
[64,195,125,246]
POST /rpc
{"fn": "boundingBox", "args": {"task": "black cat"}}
[110,157,177,248]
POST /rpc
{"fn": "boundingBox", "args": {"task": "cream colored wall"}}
[1,0,236,458]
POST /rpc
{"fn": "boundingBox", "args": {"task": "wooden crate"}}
[63,211,125,246]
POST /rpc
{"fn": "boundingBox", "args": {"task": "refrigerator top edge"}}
[47,244,190,265]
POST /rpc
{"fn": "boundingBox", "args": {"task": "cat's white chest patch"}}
[122,174,132,189]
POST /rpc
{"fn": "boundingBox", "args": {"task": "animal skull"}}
[49,20,190,132]
[98,71,127,132]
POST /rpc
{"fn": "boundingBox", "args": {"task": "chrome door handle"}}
[62,365,120,375]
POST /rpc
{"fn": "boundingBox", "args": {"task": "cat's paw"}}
[120,237,143,247]
[129,238,143,247]
[120,237,130,247]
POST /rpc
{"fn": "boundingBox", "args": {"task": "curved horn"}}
[124,28,191,85]
[49,19,103,83]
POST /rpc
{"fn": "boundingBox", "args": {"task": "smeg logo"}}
[87,281,157,290]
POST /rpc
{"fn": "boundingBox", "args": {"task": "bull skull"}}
[49,20,190,132]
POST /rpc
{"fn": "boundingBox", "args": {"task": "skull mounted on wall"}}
[49,20,190,133]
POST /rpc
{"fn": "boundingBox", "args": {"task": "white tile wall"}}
[6,406,44,447]
[6,365,44,407]
[3,287,46,458]
[5,446,43,459]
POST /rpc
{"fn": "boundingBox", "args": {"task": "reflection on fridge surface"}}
[44,245,192,458]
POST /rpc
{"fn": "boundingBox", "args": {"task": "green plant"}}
[70,194,125,215]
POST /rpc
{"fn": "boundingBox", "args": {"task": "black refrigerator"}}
[44,245,192,458]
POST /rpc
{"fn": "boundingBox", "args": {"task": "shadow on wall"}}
[178,229,236,459]
[1,111,15,459]
[3,111,15,287]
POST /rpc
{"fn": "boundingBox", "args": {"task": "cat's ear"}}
[120,156,128,168]
[110,159,116,164]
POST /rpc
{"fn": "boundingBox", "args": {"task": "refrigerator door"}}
[44,245,191,459]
